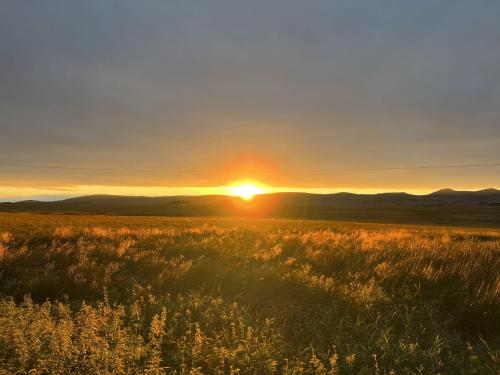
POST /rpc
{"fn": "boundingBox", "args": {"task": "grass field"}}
[0,213,498,374]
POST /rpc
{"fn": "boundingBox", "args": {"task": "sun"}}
[228,181,265,201]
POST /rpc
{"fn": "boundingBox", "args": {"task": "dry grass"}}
[0,213,498,374]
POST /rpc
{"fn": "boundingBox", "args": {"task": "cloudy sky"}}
[1,1,499,199]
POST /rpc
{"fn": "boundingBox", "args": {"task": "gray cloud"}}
[1,0,499,188]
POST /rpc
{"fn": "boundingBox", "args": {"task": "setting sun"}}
[228,181,265,200]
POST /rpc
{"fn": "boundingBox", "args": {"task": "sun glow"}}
[227,181,265,201]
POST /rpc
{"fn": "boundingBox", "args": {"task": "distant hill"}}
[1,189,500,227]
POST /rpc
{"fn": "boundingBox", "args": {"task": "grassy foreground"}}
[0,213,498,374]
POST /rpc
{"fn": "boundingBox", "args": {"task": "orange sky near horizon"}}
[1,152,499,201]
[0,181,495,202]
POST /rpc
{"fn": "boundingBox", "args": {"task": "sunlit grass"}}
[0,213,498,374]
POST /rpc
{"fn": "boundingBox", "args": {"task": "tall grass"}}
[0,213,498,374]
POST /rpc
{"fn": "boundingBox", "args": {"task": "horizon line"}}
[1,185,498,203]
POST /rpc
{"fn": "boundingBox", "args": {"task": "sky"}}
[1,1,500,200]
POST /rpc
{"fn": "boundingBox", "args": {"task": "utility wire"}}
[1,161,500,173]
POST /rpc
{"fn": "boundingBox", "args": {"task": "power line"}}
[1,161,500,173]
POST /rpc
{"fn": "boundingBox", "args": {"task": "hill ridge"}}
[1,188,500,227]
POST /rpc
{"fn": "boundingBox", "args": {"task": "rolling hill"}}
[1,189,500,227]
